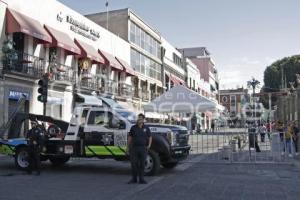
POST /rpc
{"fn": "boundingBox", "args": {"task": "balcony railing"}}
[118,83,133,98]
[2,50,45,78]
[2,50,75,84]
[142,91,150,101]
[132,88,150,101]
[151,93,160,100]
[105,80,119,95]
[48,62,75,83]
[79,73,99,91]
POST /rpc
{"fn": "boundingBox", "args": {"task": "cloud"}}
[219,56,275,89]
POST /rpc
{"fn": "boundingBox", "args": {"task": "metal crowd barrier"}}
[188,129,296,163]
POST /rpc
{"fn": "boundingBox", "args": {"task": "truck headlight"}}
[59,147,64,152]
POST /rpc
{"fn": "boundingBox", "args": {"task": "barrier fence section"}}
[188,128,296,163]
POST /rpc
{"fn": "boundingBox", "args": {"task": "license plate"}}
[175,150,182,154]
[64,145,73,154]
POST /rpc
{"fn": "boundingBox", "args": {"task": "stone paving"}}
[1,155,300,200]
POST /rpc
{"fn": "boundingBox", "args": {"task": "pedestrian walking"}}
[254,125,261,152]
[259,124,267,142]
[127,113,152,184]
[248,125,260,152]
[26,121,44,175]
[211,121,215,133]
[283,122,294,157]
[293,121,299,156]
[277,121,284,146]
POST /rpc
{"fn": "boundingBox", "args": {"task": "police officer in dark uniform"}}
[27,121,44,175]
[127,113,152,184]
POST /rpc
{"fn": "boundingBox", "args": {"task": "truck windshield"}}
[117,111,137,123]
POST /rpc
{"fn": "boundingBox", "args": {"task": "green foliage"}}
[263,55,300,90]
[1,39,17,67]
[262,55,300,109]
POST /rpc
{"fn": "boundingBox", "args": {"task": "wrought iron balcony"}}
[106,80,119,95]
[79,73,99,91]
[2,50,76,85]
[2,50,45,78]
[118,83,133,98]
[142,91,150,101]
[132,88,150,101]
[151,93,160,100]
[48,62,75,84]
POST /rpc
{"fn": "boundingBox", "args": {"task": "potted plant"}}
[1,39,16,70]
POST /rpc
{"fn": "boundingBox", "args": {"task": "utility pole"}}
[268,93,272,132]
[106,0,109,30]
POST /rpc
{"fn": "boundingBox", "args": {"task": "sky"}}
[58,0,300,89]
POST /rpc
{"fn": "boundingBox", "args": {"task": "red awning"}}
[115,57,135,76]
[169,75,185,86]
[44,25,81,55]
[74,39,105,64]
[98,50,123,71]
[6,8,52,43]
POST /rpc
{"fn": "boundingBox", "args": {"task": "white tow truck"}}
[1,105,191,175]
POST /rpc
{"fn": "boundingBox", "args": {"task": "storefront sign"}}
[57,12,100,41]
[9,91,30,100]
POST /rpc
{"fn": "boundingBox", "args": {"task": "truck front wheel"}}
[49,156,70,167]
[144,150,160,176]
[15,146,30,171]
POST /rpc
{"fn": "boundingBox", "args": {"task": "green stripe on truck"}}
[0,144,14,156]
[85,146,126,156]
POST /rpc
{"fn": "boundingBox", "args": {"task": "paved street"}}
[1,154,300,200]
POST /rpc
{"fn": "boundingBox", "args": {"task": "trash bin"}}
[230,139,237,152]
[271,132,281,160]
[222,145,232,160]
[248,127,256,149]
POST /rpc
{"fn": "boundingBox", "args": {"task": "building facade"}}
[180,47,219,101]
[0,1,223,133]
[86,9,164,115]
[0,0,135,129]
[161,37,185,91]
[220,88,249,126]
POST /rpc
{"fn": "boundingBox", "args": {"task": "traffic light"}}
[37,76,48,103]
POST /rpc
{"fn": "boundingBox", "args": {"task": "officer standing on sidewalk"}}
[27,121,44,175]
[127,113,152,184]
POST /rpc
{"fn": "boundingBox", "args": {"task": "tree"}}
[262,55,300,108]
[264,55,300,90]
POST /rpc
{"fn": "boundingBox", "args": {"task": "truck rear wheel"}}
[162,162,178,169]
[49,156,70,167]
[144,150,160,176]
[15,146,30,171]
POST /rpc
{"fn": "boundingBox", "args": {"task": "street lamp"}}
[247,77,260,126]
